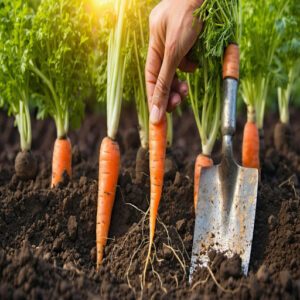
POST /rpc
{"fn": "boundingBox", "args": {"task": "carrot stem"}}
[15,98,32,152]
[107,0,128,140]
[166,113,173,148]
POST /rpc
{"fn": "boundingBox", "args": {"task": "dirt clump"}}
[15,151,38,180]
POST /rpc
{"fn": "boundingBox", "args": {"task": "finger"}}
[166,92,181,113]
[178,56,198,73]
[150,52,177,124]
[145,38,163,110]
[171,77,189,98]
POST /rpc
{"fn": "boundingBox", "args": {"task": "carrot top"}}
[29,0,94,138]
[187,0,240,155]
[123,0,157,148]
[194,0,240,58]
[240,0,291,129]
[0,1,36,152]
[105,0,129,140]
[275,1,300,125]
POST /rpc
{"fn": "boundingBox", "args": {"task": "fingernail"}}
[174,97,181,107]
[150,105,160,124]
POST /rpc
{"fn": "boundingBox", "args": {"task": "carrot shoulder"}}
[242,121,260,169]
[96,137,120,268]
[194,154,213,210]
[51,138,72,187]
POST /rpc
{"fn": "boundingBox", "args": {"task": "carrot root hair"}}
[51,138,72,187]
[96,137,120,269]
[194,154,213,210]
[242,121,260,169]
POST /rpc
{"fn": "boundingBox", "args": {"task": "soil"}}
[0,107,300,299]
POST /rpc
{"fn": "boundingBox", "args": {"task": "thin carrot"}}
[144,115,167,277]
[51,138,72,187]
[242,121,260,169]
[96,137,120,269]
[95,0,127,269]
[194,154,213,210]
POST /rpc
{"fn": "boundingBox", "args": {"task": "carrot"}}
[144,115,167,276]
[96,137,120,269]
[242,121,260,169]
[194,154,213,210]
[51,138,72,187]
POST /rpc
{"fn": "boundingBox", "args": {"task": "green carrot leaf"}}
[29,0,94,138]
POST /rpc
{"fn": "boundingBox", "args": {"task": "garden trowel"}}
[190,45,258,281]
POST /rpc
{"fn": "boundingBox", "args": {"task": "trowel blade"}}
[190,163,258,281]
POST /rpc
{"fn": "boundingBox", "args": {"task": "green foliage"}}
[188,0,239,154]
[275,0,300,84]
[29,0,41,11]
[194,0,240,59]
[274,0,300,124]
[105,0,129,139]
[122,0,158,147]
[29,0,94,137]
[0,0,34,113]
[187,57,221,155]
[240,0,291,128]
[123,0,156,100]
[90,1,114,103]
[241,0,291,80]
[0,0,36,150]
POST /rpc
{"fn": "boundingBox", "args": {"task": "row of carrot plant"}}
[0,0,299,273]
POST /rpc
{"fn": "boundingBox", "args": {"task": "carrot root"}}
[143,117,167,281]
[51,138,72,187]
[149,117,167,244]
[96,137,120,269]
[194,154,213,210]
[242,121,260,169]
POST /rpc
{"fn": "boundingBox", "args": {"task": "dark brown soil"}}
[274,122,295,155]
[0,107,300,299]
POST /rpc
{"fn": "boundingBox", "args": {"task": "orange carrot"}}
[194,154,213,210]
[242,121,260,169]
[143,115,167,276]
[149,116,167,243]
[51,138,72,187]
[96,137,120,269]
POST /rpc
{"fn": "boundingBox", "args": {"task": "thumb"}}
[150,54,177,124]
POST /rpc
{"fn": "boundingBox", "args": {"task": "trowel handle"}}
[222,78,238,136]
[222,44,239,137]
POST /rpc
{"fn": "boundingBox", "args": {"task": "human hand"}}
[145,0,203,124]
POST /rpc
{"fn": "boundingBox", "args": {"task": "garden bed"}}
[0,108,300,299]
